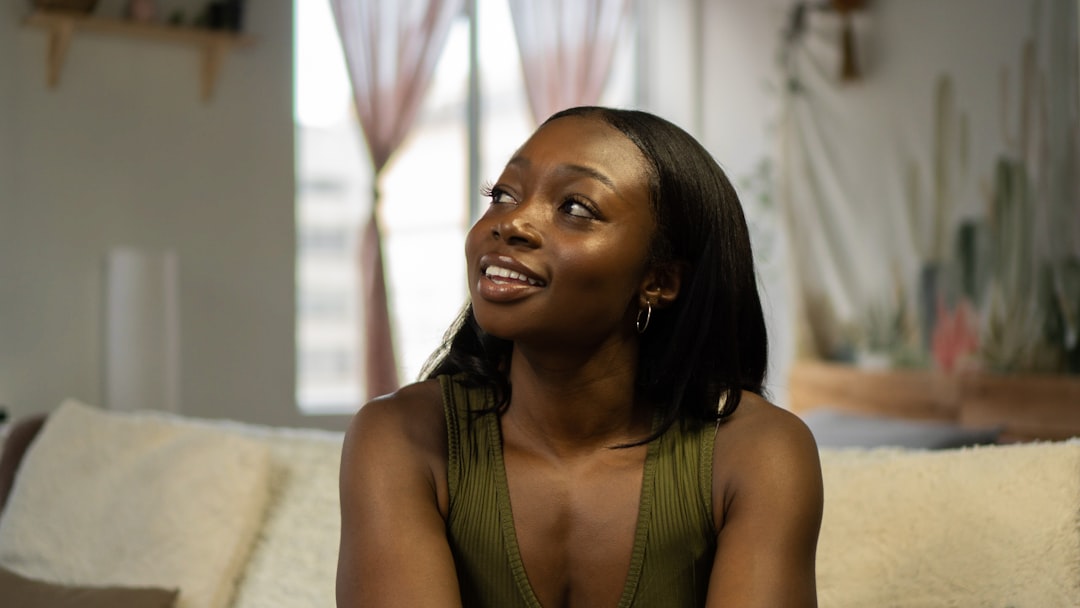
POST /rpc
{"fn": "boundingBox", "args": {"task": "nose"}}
[492,203,542,248]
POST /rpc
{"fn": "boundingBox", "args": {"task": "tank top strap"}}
[628,416,718,605]
[439,373,537,608]
[700,419,717,521]
[439,373,492,511]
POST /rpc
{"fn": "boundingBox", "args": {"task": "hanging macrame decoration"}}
[832,0,866,81]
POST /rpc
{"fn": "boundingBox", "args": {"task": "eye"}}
[560,197,599,219]
[480,183,516,206]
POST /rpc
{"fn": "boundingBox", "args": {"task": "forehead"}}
[508,115,650,191]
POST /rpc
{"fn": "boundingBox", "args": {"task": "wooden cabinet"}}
[24,10,255,102]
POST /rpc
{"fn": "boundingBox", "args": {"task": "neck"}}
[502,340,654,455]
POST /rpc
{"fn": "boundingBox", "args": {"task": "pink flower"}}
[931,297,980,373]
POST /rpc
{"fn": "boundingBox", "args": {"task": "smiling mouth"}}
[484,265,546,286]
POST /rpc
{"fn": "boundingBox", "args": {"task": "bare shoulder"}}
[714,391,819,460]
[345,379,447,453]
[704,392,823,604]
[337,379,463,606]
[341,379,449,506]
[347,380,444,442]
[712,391,823,522]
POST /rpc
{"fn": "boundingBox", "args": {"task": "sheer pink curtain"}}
[329,0,463,400]
[507,0,630,125]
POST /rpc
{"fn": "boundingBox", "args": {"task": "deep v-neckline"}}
[486,411,662,608]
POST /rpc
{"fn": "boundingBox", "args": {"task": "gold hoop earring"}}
[635,302,652,334]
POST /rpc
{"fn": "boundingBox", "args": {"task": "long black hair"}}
[421,107,768,439]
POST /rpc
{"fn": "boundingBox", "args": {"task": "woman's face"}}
[465,115,657,348]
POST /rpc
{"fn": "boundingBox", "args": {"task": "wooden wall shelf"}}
[788,360,1080,442]
[23,10,255,102]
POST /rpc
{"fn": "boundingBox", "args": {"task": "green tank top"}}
[440,374,718,608]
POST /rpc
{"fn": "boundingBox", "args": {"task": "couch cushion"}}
[817,441,1080,607]
[0,400,273,608]
[222,423,344,608]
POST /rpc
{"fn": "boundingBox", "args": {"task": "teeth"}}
[485,265,542,286]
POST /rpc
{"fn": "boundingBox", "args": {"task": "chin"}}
[470,308,517,342]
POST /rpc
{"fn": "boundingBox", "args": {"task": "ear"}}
[639,262,684,310]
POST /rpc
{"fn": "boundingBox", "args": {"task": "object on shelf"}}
[127,0,156,23]
[198,0,244,32]
[31,0,97,13]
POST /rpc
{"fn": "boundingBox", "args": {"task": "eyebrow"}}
[507,156,619,194]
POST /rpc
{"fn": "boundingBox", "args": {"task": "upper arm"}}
[706,398,824,607]
[336,383,463,608]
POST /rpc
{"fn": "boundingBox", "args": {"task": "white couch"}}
[1,400,1078,607]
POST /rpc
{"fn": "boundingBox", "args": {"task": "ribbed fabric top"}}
[441,374,718,608]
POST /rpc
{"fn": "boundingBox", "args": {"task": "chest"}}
[502,446,648,607]
[443,403,717,608]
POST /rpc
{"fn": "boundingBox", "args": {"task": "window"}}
[294,0,638,414]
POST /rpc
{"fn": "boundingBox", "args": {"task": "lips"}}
[475,256,546,302]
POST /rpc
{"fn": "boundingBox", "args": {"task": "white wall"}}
[638,0,700,131]
[0,3,351,429]
[641,0,786,174]
[0,4,18,416]
[0,5,13,188]
[699,1,788,178]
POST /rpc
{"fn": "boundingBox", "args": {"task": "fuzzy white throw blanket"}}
[0,400,273,608]
[222,422,343,608]
[817,441,1080,607]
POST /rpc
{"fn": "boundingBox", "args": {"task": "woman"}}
[337,107,823,607]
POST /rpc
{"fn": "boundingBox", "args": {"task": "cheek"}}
[556,237,649,295]
[464,220,487,277]
[465,216,487,249]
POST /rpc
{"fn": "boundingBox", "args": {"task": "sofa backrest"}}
[817,441,1080,607]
